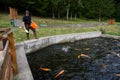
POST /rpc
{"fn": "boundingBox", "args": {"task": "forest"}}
[0,0,120,21]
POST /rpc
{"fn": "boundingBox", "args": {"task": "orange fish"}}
[116,74,120,77]
[84,48,90,50]
[54,70,65,78]
[74,48,81,51]
[40,68,51,71]
[77,54,81,59]
[81,54,91,59]
[102,64,107,69]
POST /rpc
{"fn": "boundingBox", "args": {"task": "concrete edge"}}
[15,45,34,80]
[16,31,102,54]
[15,31,120,80]
[15,31,102,80]
[101,34,120,40]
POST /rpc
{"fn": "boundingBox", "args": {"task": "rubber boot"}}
[26,33,29,39]
[34,32,38,39]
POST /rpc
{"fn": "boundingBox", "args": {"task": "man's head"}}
[25,10,29,16]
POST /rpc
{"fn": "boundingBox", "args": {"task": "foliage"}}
[0,13,120,43]
[12,25,120,42]
[81,0,115,21]
[0,0,117,21]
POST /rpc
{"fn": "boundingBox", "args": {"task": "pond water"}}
[27,37,120,80]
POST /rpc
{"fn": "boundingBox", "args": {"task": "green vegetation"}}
[13,26,120,42]
[0,0,118,21]
[0,13,11,28]
[0,13,120,43]
[0,13,98,27]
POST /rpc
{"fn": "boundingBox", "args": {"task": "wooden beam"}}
[0,52,10,80]
[10,68,13,80]
[8,32,18,74]
[0,40,3,51]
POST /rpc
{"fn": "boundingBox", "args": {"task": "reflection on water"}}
[27,37,120,80]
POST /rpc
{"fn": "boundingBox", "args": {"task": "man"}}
[22,10,37,39]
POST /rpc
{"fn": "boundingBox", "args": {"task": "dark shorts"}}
[25,24,36,33]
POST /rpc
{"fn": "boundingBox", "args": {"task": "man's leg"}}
[25,25,30,39]
[30,27,38,39]
[26,33,29,39]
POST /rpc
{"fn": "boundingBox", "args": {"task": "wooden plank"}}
[2,38,8,48]
[0,52,13,80]
[2,40,9,58]
[9,55,13,80]
[9,56,12,80]
[9,7,14,19]
[10,68,13,80]
[0,28,10,39]
[0,52,11,80]
[0,40,3,50]
[7,54,11,80]
[0,51,3,62]
[0,28,16,80]
[0,41,9,67]
[8,32,18,74]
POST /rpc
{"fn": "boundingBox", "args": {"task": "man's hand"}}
[22,22,29,33]
[25,30,29,33]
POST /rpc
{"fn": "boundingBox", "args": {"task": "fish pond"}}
[27,37,120,80]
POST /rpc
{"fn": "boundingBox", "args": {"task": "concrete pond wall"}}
[16,31,102,54]
[15,31,120,80]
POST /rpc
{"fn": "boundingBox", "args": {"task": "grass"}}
[13,25,120,42]
[0,13,120,43]
[0,13,98,28]
[0,13,11,28]
[32,16,99,25]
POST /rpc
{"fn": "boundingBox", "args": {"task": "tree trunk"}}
[52,12,55,19]
[70,12,73,20]
[66,6,69,20]
[58,12,60,19]
[74,13,77,20]
[52,7,55,19]
[98,11,101,22]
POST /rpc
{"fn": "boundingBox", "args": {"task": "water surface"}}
[27,37,120,80]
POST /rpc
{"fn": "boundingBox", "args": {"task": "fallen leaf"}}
[54,70,65,78]
[40,68,51,71]
[81,54,91,59]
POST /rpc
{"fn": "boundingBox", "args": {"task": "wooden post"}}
[15,9,18,19]
[13,8,16,19]
[9,7,13,19]
[9,7,18,19]
[8,31,18,74]
[0,39,3,50]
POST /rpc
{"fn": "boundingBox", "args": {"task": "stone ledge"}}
[101,34,120,39]
[16,31,102,54]
[15,31,120,80]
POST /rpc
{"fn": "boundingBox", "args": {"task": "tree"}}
[64,0,71,20]
[81,0,115,21]
[0,0,116,21]
[48,0,59,18]
[30,0,49,16]
[56,0,65,19]
[114,0,120,21]
[70,0,82,20]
